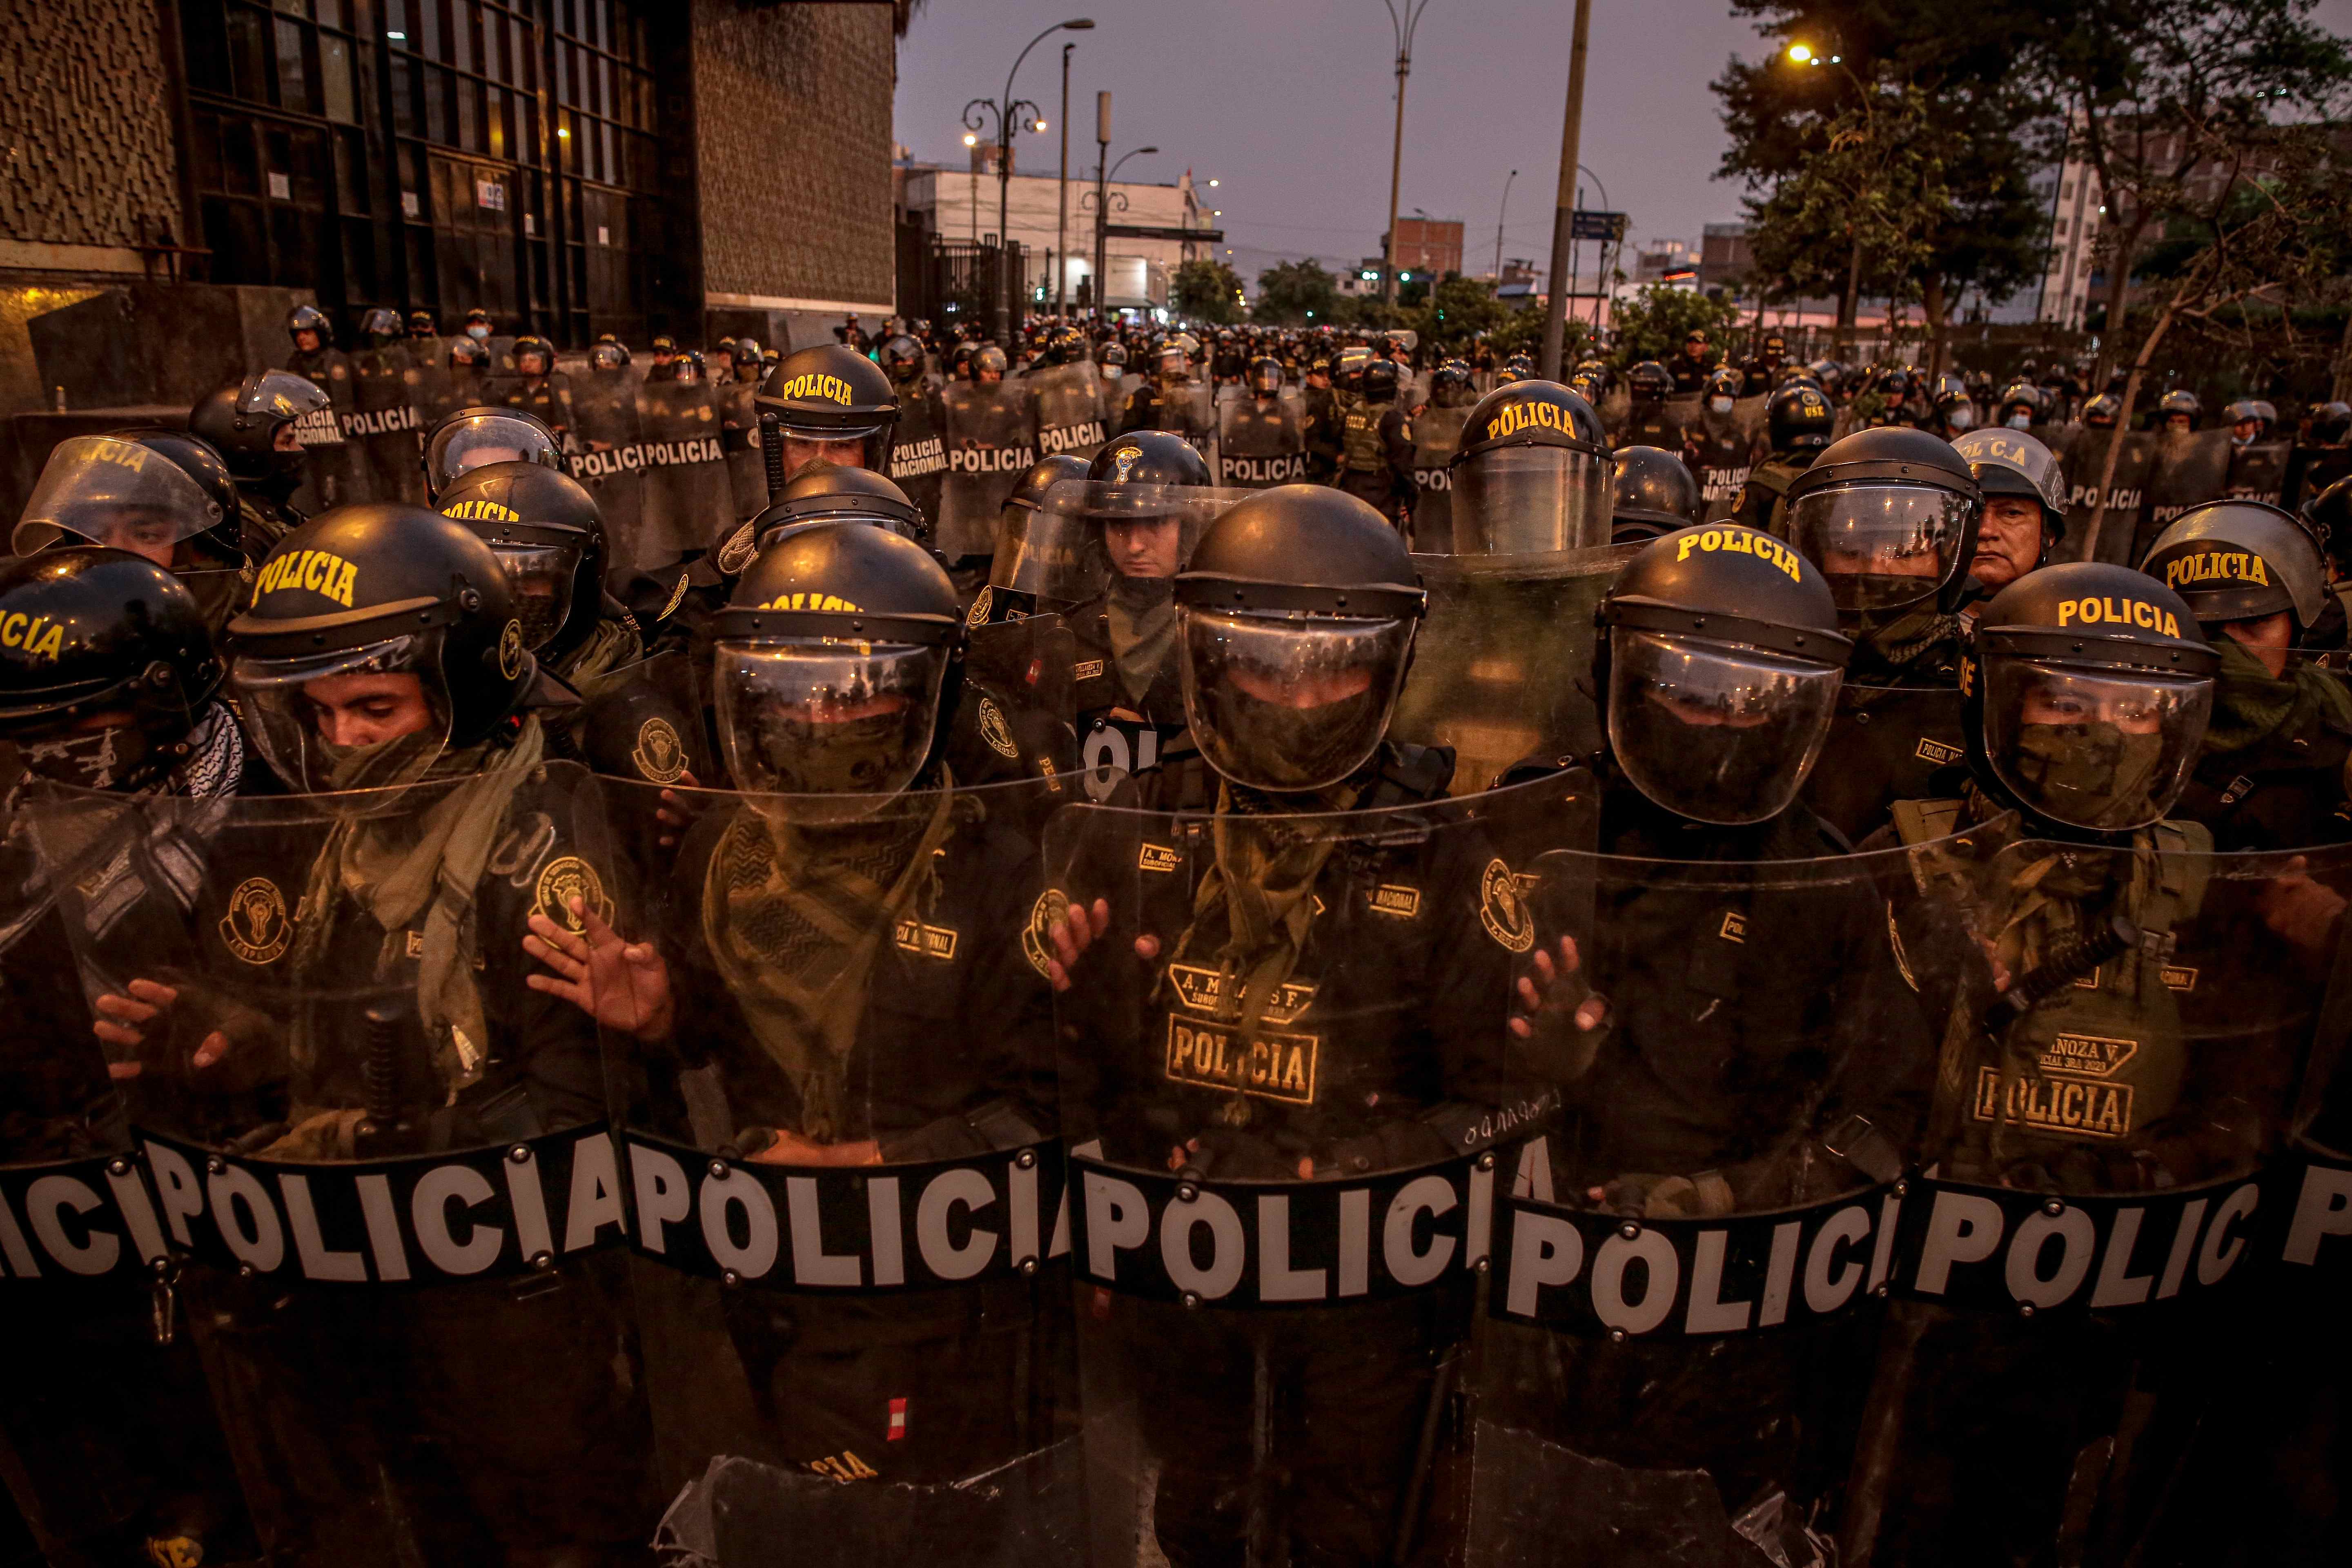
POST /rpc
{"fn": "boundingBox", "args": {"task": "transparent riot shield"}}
[349,345,427,505]
[1029,363,1111,464]
[1804,680,1968,846]
[286,386,355,516]
[1390,544,1635,795]
[948,615,1082,789]
[1045,773,1568,1568]
[2058,428,2156,566]
[1217,399,1308,492]
[889,385,951,541]
[941,383,1042,563]
[2135,427,2235,562]
[589,771,1087,1564]
[639,379,732,570]
[1471,810,1956,1568]
[1408,404,1471,552]
[1686,400,1766,524]
[719,379,766,524]
[2223,439,2292,508]
[1845,833,2352,1568]
[569,367,651,569]
[0,794,256,1564]
[30,764,657,1568]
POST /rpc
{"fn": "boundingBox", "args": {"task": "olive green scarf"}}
[2201,636,2352,759]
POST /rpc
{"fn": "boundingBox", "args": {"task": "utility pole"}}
[1056,43,1073,317]
[1094,92,1110,320]
[1380,0,1434,306]
[1539,0,1592,380]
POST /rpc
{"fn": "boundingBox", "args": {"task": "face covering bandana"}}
[320,729,448,793]
[20,726,162,792]
[2011,722,2169,831]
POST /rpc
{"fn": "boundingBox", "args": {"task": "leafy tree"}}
[1609,284,1744,368]
[1254,258,1342,325]
[1172,258,1244,325]
[1411,274,1510,358]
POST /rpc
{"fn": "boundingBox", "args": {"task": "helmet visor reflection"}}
[490,543,578,652]
[1454,445,1613,555]
[714,641,946,801]
[13,437,223,559]
[1178,607,1414,793]
[1788,483,1974,612]
[230,634,454,793]
[1606,628,1842,825]
[1983,659,2211,832]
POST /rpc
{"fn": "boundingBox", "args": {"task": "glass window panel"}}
[321,34,356,121]
[181,0,228,87]
[456,75,479,151]
[274,0,305,14]
[487,85,506,158]
[316,0,342,27]
[420,0,440,60]
[599,122,614,185]
[390,53,415,137]
[332,130,364,209]
[423,62,448,142]
[511,17,532,91]
[274,18,309,110]
[218,116,262,196]
[452,1,472,71]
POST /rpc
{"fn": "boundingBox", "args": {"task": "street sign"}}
[1570,209,1626,242]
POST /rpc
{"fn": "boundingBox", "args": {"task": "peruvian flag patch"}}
[887,1397,908,1441]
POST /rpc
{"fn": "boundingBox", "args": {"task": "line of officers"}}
[2,343,2350,1567]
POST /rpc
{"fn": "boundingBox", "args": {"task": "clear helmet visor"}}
[772,421,889,477]
[989,503,1109,606]
[1984,660,2212,832]
[490,542,579,652]
[1606,628,1844,825]
[1453,445,1613,554]
[1788,483,1974,612]
[1178,607,1416,793]
[425,414,560,494]
[230,634,455,793]
[1035,481,1243,587]
[13,436,224,560]
[715,641,947,802]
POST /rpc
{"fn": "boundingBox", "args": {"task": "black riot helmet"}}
[2309,402,2352,445]
[421,406,564,501]
[1952,427,2068,573]
[1361,359,1401,404]
[13,431,232,564]
[225,505,539,791]
[287,304,330,348]
[1037,324,1087,366]
[1609,446,1703,545]
[1091,429,1213,490]
[1961,561,2216,837]
[1448,379,1612,554]
[1929,375,1979,436]
[1998,381,2042,429]
[511,334,556,376]
[434,461,609,666]
[359,307,402,343]
[2158,388,2201,429]
[2140,500,2327,634]
[1595,523,1852,825]
[1247,356,1284,398]
[1626,361,1674,403]
[878,333,927,386]
[2083,394,2121,430]
[1174,486,1426,794]
[407,310,438,338]
[1767,381,1837,454]
[0,548,225,792]
[1430,359,1474,407]
[747,466,927,555]
[188,370,332,501]
[987,453,1097,612]
[588,342,629,373]
[2303,477,2352,569]
[1784,425,1983,616]
[711,521,965,800]
[756,343,900,477]
[1704,365,1745,410]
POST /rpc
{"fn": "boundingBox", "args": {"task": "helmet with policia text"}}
[1785,424,1983,617]
[711,521,965,800]
[755,343,900,475]
[1767,381,1837,453]
[1174,485,1426,793]
[1962,563,2216,836]
[1626,361,1674,402]
[189,370,332,501]
[421,406,563,501]
[434,461,609,667]
[1952,427,2067,559]
[1448,379,1612,554]
[0,549,224,793]
[225,505,539,791]
[1595,523,1852,825]
[987,453,1098,612]
[743,466,927,561]
[878,334,927,386]
[13,432,232,564]
[1609,445,1702,545]
[2139,500,2326,633]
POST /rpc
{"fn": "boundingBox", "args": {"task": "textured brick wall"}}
[0,0,181,249]
[692,0,895,305]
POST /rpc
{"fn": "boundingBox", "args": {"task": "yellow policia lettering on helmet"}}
[255,548,360,608]
[2054,595,2182,639]
[755,592,866,612]
[1489,399,1580,439]
[0,612,67,662]
[2163,551,2270,592]
[777,372,855,405]
[439,499,522,522]
[1676,526,1803,585]
[93,441,148,473]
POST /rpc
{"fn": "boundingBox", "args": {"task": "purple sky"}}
[896,0,2352,290]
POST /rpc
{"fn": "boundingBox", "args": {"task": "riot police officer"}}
[1952,427,2067,594]
[754,342,901,482]
[1996,381,2042,431]
[188,370,335,547]
[1299,351,1343,483]
[1447,379,1613,554]
[1783,425,1984,841]
[1608,445,1702,544]
[420,405,565,502]
[1669,329,1717,395]
[1218,355,1307,491]
[1336,357,1415,529]
[1617,360,1679,449]
[2081,392,2121,430]
[499,333,574,445]
[2158,387,2201,434]
[13,428,256,629]
[1741,331,1789,395]
[285,304,361,508]
[2140,500,2352,849]
[976,453,1095,624]
[1924,373,1979,439]
[877,332,948,533]
[1732,380,1836,538]
[434,461,645,699]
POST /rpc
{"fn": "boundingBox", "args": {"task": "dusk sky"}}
[896,0,2352,288]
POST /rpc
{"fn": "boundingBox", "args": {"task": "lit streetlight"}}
[964,18,1095,341]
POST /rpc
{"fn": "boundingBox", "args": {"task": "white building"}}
[899,160,1216,312]
[2031,138,2105,330]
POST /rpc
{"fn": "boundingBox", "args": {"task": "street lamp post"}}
[1575,163,1610,332]
[1380,0,1435,306]
[1087,142,1158,322]
[1493,168,1517,281]
[1056,44,1074,317]
[1784,38,1871,360]
[964,17,1094,343]
[1539,0,1593,380]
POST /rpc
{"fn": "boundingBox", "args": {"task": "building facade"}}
[897,159,1212,313]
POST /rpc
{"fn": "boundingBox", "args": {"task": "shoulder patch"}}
[1478,858,1535,953]
[219,877,292,965]
[977,696,1020,759]
[967,585,993,627]
[630,715,689,784]
[715,521,757,578]
[1020,888,1069,980]
[534,856,613,933]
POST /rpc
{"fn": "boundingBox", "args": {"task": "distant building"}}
[1389,216,1464,278]
[1635,239,1701,286]
[1699,223,1753,293]
[896,163,1213,312]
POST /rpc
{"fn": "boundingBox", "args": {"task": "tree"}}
[1411,274,1510,359]
[1254,259,1342,325]
[1609,284,1744,368]
[1172,258,1244,325]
